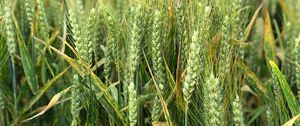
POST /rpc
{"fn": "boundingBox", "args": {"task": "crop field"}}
[0,0,300,125]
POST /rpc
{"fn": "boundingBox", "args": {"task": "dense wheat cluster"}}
[1,0,300,125]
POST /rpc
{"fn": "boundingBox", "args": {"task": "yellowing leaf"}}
[242,3,263,41]
[283,113,300,126]
[264,11,276,62]
[23,87,71,122]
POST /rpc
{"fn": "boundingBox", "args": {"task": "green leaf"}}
[269,60,300,116]
[18,37,38,94]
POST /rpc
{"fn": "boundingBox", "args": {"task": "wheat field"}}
[0,0,300,125]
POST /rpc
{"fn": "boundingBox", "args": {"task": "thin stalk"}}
[184,103,188,126]
[89,76,94,126]
[11,60,17,115]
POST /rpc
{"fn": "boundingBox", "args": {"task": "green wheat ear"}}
[71,74,81,126]
[4,1,16,64]
[203,72,224,126]
[183,4,211,105]
[182,30,200,104]
[68,10,81,51]
[82,8,95,65]
[24,0,35,30]
[125,2,142,126]
[105,15,117,84]
[151,10,165,123]
[294,34,300,100]
[69,9,83,126]
[232,94,245,126]
[176,1,189,70]
[37,0,49,40]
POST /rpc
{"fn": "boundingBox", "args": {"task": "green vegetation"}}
[0,0,300,125]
